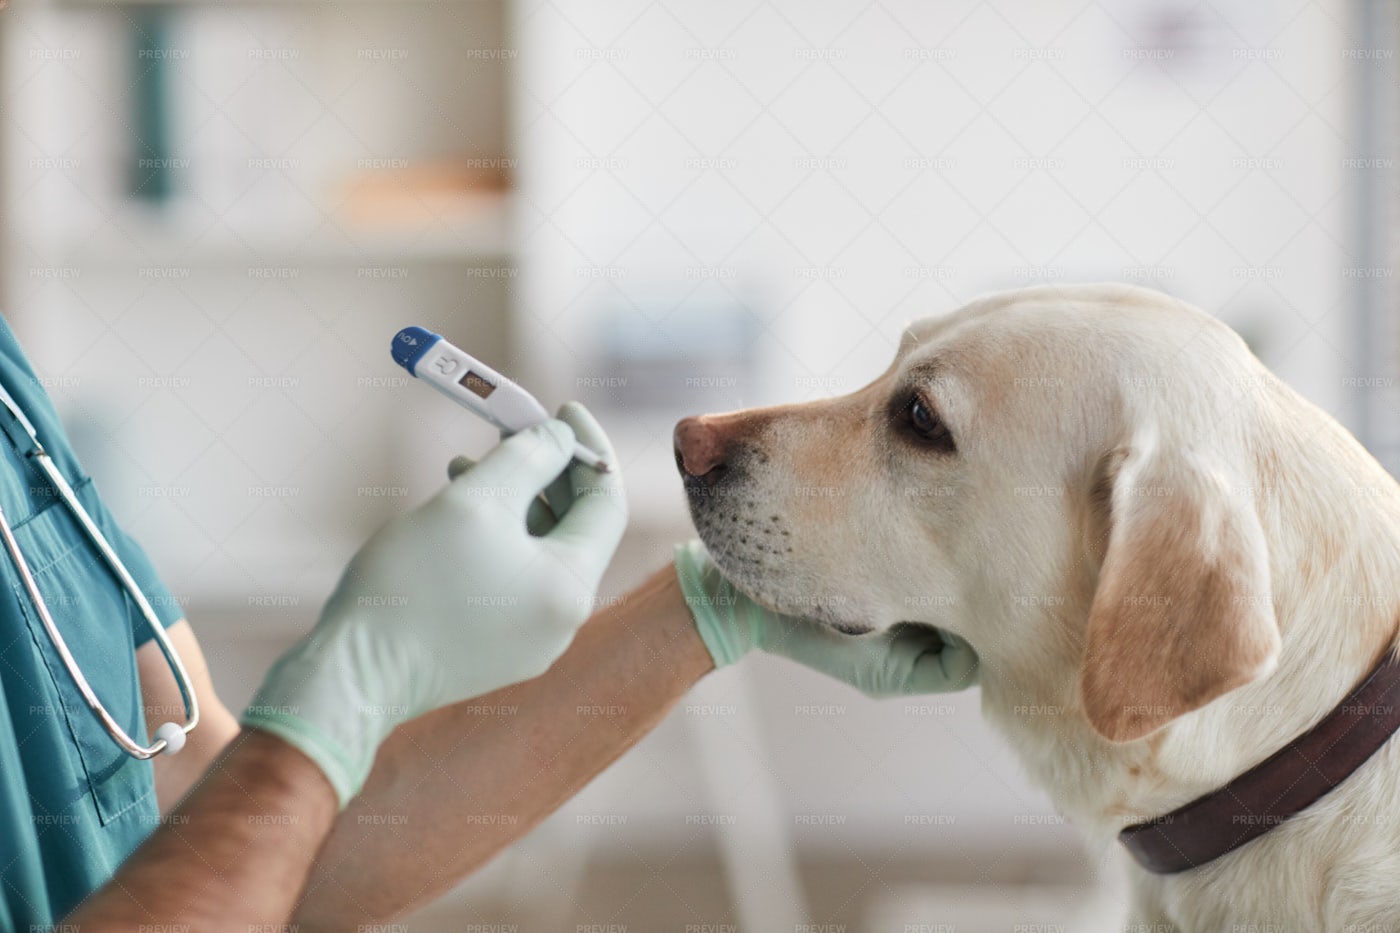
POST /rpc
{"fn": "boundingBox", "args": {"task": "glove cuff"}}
[240,707,363,808]
[240,627,396,809]
[673,540,752,668]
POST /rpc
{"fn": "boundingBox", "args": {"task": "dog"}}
[673,283,1400,930]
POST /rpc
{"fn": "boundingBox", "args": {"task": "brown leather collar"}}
[1119,649,1400,874]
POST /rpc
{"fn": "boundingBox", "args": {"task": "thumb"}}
[447,420,575,517]
[448,453,560,534]
[447,455,476,482]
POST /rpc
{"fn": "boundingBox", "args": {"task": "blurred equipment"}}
[128,7,178,203]
[592,304,758,413]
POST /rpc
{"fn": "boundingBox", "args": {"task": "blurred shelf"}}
[33,191,513,269]
[44,0,492,6]
[1,0,523,634]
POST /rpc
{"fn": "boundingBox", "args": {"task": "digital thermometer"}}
[391,326,610,472]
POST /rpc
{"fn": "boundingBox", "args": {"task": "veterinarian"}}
[0,315,979,929]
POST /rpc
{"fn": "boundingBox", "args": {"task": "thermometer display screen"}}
[459,371,497,398]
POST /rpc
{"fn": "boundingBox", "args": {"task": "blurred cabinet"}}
[0,0,517,616]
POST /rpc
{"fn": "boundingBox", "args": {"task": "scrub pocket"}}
[11,508,155,826]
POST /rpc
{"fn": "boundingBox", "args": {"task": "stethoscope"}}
[0,380,197,759]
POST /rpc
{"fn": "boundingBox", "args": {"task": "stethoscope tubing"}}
[0,384,198,759]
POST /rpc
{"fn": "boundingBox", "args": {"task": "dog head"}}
[675,284,1281,742]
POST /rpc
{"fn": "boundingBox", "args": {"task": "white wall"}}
[516,0,1363,420]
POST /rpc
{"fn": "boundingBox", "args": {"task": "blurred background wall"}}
[0,0,1396,930]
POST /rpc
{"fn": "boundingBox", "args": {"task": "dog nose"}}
[674,416,728,478]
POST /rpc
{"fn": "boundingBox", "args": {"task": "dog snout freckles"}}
[675,402,882,630]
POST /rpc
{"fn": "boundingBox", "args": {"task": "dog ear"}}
[1081,438,1279,742]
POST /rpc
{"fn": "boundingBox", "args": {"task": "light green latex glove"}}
[674,539,978,697]
[243,402,627,806]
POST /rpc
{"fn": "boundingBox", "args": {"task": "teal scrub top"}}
[0,316,183,930]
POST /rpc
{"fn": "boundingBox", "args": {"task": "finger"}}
[761,614,871,680]
[904,629,979,694]
[763,619,954,698]
[449,452,559,532]
[495,424,572,528]
[540,472,572,531]
[558,400,619,478]
[545,402,628,575]
[527,494,560,535]
[447,455,476,482]
[447,420,576,517]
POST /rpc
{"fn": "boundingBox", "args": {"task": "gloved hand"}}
[674,539,978,697]
[243,402,627,806]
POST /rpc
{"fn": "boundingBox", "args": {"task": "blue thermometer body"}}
[392,326,610,472]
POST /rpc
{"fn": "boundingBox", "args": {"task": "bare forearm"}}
[138,620,243,814]
[294,565,713,927]
[67,729,338,930]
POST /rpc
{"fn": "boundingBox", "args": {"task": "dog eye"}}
[910,397,938,434]
[901,394,955,452]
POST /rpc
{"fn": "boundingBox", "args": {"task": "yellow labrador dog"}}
[674,284,1400,931]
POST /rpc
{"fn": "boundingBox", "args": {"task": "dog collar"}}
[1119,648,1400,874]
